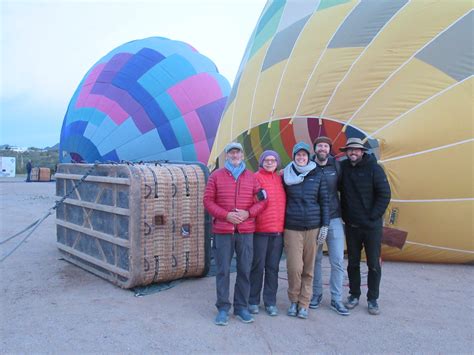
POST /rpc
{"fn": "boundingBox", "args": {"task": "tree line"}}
[0,148,59,174]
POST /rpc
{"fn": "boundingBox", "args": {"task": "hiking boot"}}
[265,305,278,316]
[309,294,322,309]
[248,304,259,314]
[214,310,229,326]
[345,295,359,309]
[297,307,308,319]
[234,309,254,323]
[331,300,350,316]
[368,300,380,315]
[287,302,298,317]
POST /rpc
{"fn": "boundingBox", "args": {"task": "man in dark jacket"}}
[339,138,391,315]
[204,142,267,326]
[26,160,32,182]
[310,136,349,316]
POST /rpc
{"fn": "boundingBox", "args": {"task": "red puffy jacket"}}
[254,168,286,233]
[203,168,266,234]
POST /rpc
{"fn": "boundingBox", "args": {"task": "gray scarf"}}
[283,161,316,186]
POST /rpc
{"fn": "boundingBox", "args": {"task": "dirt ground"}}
[1,177,473,354]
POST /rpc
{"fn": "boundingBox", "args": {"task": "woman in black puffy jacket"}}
[282,141,329,320]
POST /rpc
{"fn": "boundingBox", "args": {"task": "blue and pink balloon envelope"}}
[60,37,230,164]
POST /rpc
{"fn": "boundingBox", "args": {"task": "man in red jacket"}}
[204,142,267,326]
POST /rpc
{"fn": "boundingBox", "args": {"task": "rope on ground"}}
[0,163,98,262]
[0,211,53,263]
[0,218,44,245]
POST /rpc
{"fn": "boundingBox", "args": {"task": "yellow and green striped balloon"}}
[211,0,473,263]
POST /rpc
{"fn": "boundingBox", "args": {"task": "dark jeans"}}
[213,233,253,312]
[345,225,382,301]
[249,233,283,307]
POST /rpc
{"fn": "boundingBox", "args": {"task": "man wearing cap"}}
[283,141,329,319]
[309,136,349,316]
[204,142,267,326]
[339,137,391,315]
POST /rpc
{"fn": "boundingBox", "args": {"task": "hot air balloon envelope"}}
[60,37,230,164]
[211,1,473,263]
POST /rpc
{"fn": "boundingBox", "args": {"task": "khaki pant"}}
[284,228,319,308]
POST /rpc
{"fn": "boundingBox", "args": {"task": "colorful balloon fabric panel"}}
[234,118,375,170]
[60,37,230,164]
[211,1,473,263]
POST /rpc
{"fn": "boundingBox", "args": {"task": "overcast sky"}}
[1,0,266,148]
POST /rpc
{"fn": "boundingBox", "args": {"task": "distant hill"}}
[0,143,59,151]
[44,143,59,151]
[0,147,59,174]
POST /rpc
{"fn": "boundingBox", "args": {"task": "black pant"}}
[345,225,382,301]
[213,233,253,312]
[249,233,283,307]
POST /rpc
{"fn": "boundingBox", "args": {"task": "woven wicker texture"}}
[55,162,209,288]
[30,167,51,182]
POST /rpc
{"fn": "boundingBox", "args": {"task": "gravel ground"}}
[1,177,473,354]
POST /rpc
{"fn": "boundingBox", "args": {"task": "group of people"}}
[203,136,391,326]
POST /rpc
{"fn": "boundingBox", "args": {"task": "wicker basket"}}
[31,167,51,182]
[55,162,210,288]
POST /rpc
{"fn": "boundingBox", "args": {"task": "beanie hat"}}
[313,136,333,149]
[258,150,281,168]
[292,141,311,158]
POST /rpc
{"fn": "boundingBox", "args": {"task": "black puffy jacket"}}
[339,154,391,229]
[315,156,341,219]
[284,167,330,231]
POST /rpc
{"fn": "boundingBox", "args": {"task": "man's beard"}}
[349,154,362,164]
[316,151,328,162]
[228,158,242,166]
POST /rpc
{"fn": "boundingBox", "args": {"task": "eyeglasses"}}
[263,159,277,164]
